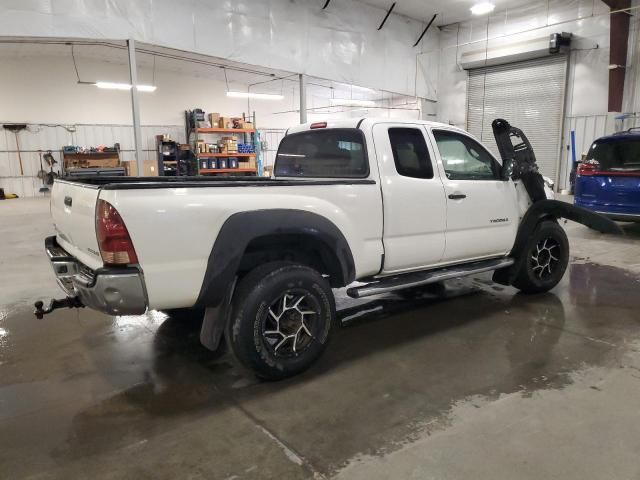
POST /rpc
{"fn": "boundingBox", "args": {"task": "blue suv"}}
[574,129,640,222]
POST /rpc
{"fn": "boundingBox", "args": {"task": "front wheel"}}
[512,220,569,294]
[227,262,335,380]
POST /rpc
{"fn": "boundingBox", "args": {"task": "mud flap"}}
[493,200,623,286]
[199,278,236,351]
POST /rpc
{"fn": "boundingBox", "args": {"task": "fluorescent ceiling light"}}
[470,2,495,15]
[136,84,157,92]
[94,82,157,92]
[226,91,284,100]
[334,82,376,94]
[330,98,376,107]
[95,81,131,90]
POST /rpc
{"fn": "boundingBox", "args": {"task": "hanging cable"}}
[71,44,81,83]
[223,67,230,91]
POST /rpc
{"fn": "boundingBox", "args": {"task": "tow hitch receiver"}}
[34,297,84,319]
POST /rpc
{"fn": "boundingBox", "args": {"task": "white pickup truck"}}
[38,118,618,379]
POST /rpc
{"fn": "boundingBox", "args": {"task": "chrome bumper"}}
[45,236,148,315]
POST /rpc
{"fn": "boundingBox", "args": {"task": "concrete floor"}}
[1,196,640,479]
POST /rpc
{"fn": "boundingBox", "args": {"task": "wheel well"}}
[238,234,346,287]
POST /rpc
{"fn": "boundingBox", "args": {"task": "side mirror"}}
[501,159,513,181]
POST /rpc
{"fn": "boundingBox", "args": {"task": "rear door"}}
[373,123,447,273]
[429,128,519,262]
[50,180,103,270]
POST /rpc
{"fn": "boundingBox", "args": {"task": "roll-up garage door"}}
[466,56,567,183]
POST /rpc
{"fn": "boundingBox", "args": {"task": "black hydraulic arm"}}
[492,118,546,203]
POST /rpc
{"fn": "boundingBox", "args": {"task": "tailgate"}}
[51,180,104,270]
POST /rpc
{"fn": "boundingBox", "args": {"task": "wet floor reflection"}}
[1,262,639,476]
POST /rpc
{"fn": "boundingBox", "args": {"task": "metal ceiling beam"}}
[378,2,396,30]
[127,39,144,175]
[413,14,437,48]
[602,0,631,111]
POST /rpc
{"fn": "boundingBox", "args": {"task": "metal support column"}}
[127,39,144,175]
[299,74,307,124]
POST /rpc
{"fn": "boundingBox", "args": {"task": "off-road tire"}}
[227,261,335,380]
[512,220,569,294]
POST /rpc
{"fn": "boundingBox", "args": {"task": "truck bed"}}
[51,175,384,309]
[59,176,376,190]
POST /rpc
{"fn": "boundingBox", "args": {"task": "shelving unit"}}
[199,168,257,174]
[61,149,125,176]
[187,111,260,176]
[196,152,256,158]
[195,127,256,134]
[155,136,195,176]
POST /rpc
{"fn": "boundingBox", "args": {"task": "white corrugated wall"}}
[0,124,183,197]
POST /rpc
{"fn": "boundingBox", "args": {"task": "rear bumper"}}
[45,235,148,315]
[574,198,640,222]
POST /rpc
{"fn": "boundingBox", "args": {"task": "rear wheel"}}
[227,262,335,380]
[512,220,569,294]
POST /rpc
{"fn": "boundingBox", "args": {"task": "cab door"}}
[428,128,519,262]
[373,123,447,273]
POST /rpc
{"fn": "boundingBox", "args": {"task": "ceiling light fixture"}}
[334,82,376,94]
[135,84,157,92]
[94,82,157,92]
[470,2,495,15]
[329,98,376,107]
[226,91,284,100]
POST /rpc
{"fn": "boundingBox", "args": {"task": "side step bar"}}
[346,257,515,298]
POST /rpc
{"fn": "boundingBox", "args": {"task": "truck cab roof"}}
[286,117,466,136]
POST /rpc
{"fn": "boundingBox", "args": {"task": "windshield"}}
[586,138,640,171]
[274,129,368,178]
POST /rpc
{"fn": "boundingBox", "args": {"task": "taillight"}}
[310,122,327,129]
[95,199,138,265]
[576,160,600,176]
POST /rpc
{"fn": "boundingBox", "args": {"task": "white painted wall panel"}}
[437,0,612,129]
[0,0,436,97]
[0,123,181,198]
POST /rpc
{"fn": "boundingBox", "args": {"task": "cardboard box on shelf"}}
[123,160,159,177]
[241,121,254,130]
[220,137,238,153]
[241,157,256,169]
[85,158,119,168]
[208,113,220,126]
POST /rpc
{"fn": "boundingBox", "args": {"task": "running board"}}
[346,258,515,298]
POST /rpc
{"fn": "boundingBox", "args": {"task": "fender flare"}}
[195,209,355,352]
[195,209,355,308]
[494,200,622,285]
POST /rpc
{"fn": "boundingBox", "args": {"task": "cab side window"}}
[433,130,501,180]
[388,128,434,179]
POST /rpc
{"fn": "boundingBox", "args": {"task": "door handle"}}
[64,196,72,207]
[448,193,466,200]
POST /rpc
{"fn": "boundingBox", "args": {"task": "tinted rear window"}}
[587,138,640,172]
[275,129,368,178]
